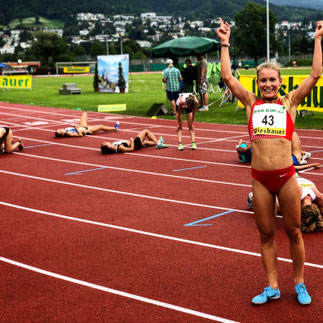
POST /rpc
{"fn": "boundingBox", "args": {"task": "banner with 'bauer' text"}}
[63,66,90,74]
[0,75,32,89]
[237,75,323,112]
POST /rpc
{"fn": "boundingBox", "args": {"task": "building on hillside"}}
[198,27,212,33]
[20,42,31,50]
[71,36,83,45]
[10,30,21,41]
[136,40,152,48]
[113,15,134,21]
[114,21,127,28]
[190,20,204,28]
[79,29,90,36]
[43,28,63,37]
[141,13,156,19]
[77,13,105,21]
[0,43,15,54]
[147,34,160,42]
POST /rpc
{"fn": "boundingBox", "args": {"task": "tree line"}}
[0,3,319,68]
[2,0,321,26]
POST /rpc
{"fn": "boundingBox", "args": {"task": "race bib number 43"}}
[253,103,286,136]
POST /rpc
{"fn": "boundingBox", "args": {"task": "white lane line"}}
[0,104,247,135]
[0,256,238,323]
[1,104,323,141]
[9,135,253,169]
[7,136,322,175]
[0,170,252,214]
[1,119,236,144]
[1,201,322,269]
[2,114,323,151]
[16,152,252,187]
[4,131,322,174]
[0,111,67,124]
[1,115,244,142]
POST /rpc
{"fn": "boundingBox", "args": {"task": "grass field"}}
[0,69,322,129]
[5,17,64,29]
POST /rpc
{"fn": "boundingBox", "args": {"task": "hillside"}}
[271,0,323,10]
[0,0,321,26]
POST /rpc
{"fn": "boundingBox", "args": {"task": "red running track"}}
[0,102,322,322]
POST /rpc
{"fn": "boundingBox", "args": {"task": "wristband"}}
[221,43,230,47]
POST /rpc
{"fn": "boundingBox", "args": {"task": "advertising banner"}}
[238,75,323,112]
[0,75,32,89]
[63,66,90,74]
[98,104,126,112]
[97,54,129,93]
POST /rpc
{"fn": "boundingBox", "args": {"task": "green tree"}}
[19,29,32,42]
[29,31,71,66]
[117,62,126,92]
[234,2,280,67]
[90,40,106,58]
[72,44,86,57]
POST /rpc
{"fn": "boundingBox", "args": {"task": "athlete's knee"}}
[285,225,302,242]
[259,231,274,245]
[177,125,182,132]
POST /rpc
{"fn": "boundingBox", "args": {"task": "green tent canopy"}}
[152,36,220,57]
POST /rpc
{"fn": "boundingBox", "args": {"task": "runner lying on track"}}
[298,174,323,233]
[101,129,168,154]
[55,112,119,137]
[0,127,23,153]
[218,17,323,305]
[247,173,323,233]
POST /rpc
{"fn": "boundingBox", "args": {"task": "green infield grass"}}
[0,71,322,129]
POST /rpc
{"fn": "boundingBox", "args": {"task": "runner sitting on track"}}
[0,127,23,153]
[236,131,314,166]
[100,129,168,154]
[291,131,311,165]
[217,17,323,305]
[236,139,252,163]
[55,112,119,137]
[176,93,199,151]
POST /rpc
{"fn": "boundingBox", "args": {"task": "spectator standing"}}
[181,59,196,93]
[196,53,209,111]
[162,59,182,115]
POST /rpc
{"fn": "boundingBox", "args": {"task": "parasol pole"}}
[266,0,270,62]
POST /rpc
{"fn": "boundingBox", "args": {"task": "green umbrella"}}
[152,36,220,57]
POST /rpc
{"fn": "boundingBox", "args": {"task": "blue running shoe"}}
[295,283,311,305]
[159,136,164,144]
[114,121,120,131]
[252,286,280,305]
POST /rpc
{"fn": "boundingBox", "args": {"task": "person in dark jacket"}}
[181,59,196,93]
